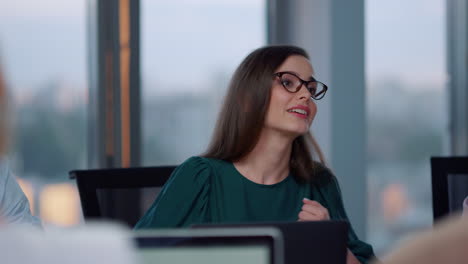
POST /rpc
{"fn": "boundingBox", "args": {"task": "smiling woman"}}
[136,45,377,264]
[202,47,324,181]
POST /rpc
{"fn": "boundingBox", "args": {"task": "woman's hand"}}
[298,199,361,264]
[298,198,330,221]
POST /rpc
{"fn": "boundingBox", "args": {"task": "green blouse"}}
[135,156,376,263]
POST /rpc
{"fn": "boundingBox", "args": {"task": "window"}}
[366,0,447,254]
[141,0,266,165]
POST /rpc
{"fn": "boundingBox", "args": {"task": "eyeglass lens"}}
[279,73,324,98]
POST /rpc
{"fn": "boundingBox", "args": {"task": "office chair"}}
[431,157,468,222]
[69,166,176,227]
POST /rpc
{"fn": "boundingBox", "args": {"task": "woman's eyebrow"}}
[282,70,315,80]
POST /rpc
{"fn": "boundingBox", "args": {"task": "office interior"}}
[0,0,466,257]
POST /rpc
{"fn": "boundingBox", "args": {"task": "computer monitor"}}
[134,228,284,264]
[193,220,349,264]
[431,157,468,221]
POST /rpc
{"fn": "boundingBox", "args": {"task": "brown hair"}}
[202,45,326,182]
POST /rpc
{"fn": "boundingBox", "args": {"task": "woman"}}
[0,61,41,227]
[136,45,375,263]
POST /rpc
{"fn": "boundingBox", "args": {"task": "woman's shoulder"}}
[158,157,213,193]
[179,156,229,169]
[182,156,233,171]
[175,156,211,175]
[172,156,230,182]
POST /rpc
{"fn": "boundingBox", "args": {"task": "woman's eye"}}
[307,84,317,95]
[281,79,294,88]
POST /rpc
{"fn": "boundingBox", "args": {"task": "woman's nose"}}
[297,84,312,100]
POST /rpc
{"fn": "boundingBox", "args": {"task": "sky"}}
[0,0,446,93]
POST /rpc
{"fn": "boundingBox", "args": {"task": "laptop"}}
[134,228,284,264]
[193,221,349,264]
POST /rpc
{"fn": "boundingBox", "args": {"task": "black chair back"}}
[431,157,468,222]
[69,166,175,227]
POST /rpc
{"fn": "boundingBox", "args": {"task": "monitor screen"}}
[447,174,468,214]
[138,244,270,264]
[134,229,280,264]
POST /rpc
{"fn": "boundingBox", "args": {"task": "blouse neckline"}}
[228,162,292,188]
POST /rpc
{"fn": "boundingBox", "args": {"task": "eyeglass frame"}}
[273,71,328,100]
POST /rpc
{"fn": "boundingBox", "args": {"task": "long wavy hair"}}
[202,45,326,182]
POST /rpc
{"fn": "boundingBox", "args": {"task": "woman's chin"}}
[285,128,310,138]
[294,125,311,135]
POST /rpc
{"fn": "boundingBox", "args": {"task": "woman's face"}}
[264,55,317,138]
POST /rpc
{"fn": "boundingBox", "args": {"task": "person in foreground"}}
[136,45,376,263]
[0,62,41,227]
[378,215,468,264]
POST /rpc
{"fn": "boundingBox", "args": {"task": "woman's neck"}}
[234,129,294,185]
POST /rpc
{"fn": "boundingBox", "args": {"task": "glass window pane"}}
[366,0,447,254]
[0,1,87,227]
[141,0,265,165]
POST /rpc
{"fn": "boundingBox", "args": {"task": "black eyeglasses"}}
[274,72,328,100]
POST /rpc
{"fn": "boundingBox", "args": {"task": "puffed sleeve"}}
[134,157,212,229]
[312,167,377,264]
